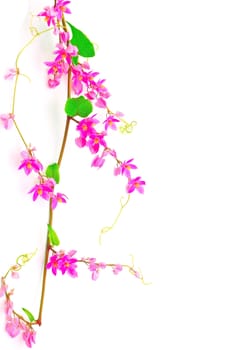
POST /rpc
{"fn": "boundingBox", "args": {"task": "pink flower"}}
[103,115,120,131]
[71,63,110,106]
[92,78,110,99]
[47,250,78,278]
[20,145,36,158]
[71,65,85,95]
[45,59,68,76]
[102,148,117,159]
[0,113,15,129]
[112,264,123,275]
[0,278,7,297]
[75,136,86,148]
[38,6,57,27]
[87,258,106,280]
[72,78,83,95]
[88,260,100,281]
[59,254,78,278]
[11,271,20,279]
[115,110,124,118]
[38,1,71,33]
[91,155,105,168]
[4,68,18,80]
[28,179,54,201]
[59,31,70,43]
[18,158,43,175]
[95,97,107,109]
[121,159,137,177]
[76,116,99,137]
[21,322,36,348]
[4,298,14,318]
[51,192,68,209]
[114,167,121,176]
[91,270,99,281]
[91,148,117,168]
[85,90,96,100]
[54,43,77,65]
[5,317,21,338]
[46,254,59,275]
[98,262,107,269]
[48,78,61,88]
[21,325,36,348]
[45,55,70,88]
[115,159,137,178]
[126,177,146,194]
[87,133,107,154]
[55,0,71,20]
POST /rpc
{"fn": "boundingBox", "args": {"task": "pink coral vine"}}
[0,0,148,347]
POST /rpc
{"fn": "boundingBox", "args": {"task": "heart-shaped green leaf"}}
[45,163,60,184]
[67,21,95,58]
[65,96,93,118]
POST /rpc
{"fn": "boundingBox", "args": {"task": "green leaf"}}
[45,163,60,184]
[22,308,35,322]
[67,21,95,58]
[72,55,79,66]
[47,224,60,246]
[65,96,93,118]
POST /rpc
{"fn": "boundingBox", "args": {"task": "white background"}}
[0,0,232,349]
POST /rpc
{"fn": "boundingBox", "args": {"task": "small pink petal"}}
[95,97,107,108]
[11,271,20,279]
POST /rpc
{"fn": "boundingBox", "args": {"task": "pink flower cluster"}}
[38,1,145,194]
[28,176,67,209]
[38,3,111,108]
[38,1,77,88]
[38,0,71,29]
[47,250,78,277]
[0,278,36,348]
[18,148,67,209]
[18,149,43,175]
[71,62,110,108]
[85,258,123,281]
[75,113,122,171]
[75,115,107,153]
[75,114,145,194]
[47,249,142,282]
[45,31,77,88]
[114,158,146,194]
[86,257,107,281]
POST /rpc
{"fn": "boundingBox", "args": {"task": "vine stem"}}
[11,28,51,148]
[37,202,53,325]
[4,10,72,326]
[99,195,131,244]
[37,15,72,325]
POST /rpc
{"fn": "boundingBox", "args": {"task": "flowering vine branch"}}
[0,1,147,347]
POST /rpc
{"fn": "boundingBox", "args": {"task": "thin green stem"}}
[99,195,131,244]
[13,120,28,149]
[11,74,19,115]
[15,28,51,67]
[11,28,51,146]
